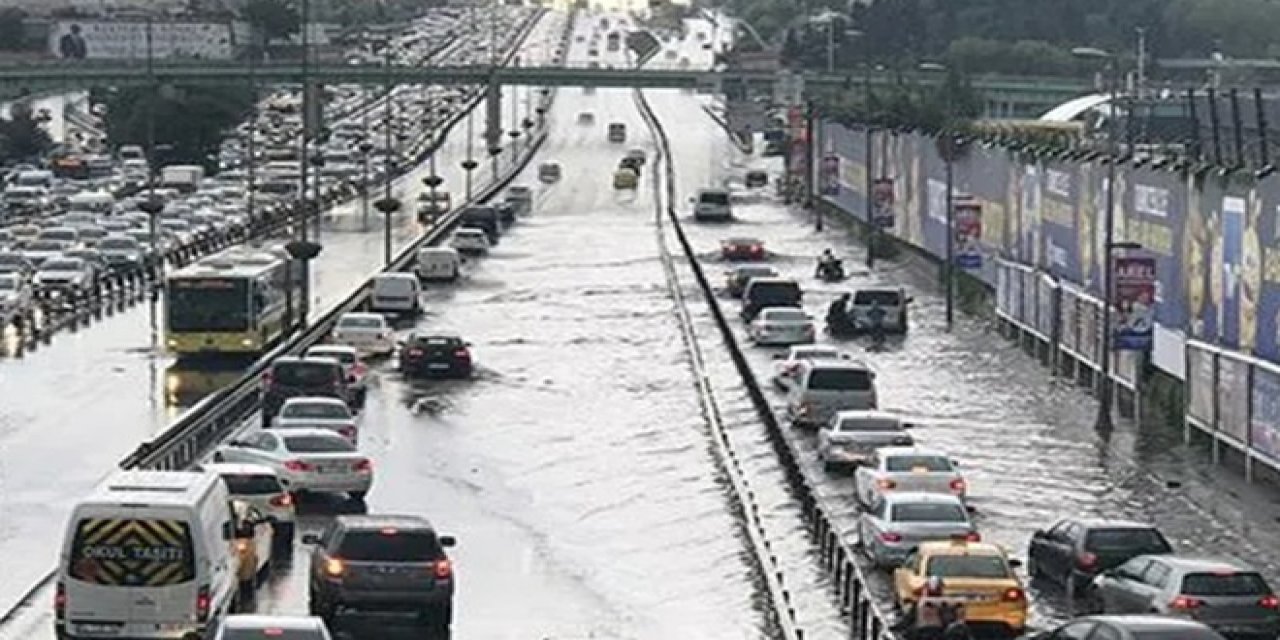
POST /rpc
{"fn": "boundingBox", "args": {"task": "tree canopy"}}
[243,0,299,42]
[0,109,52,164]
[102,84,254,171]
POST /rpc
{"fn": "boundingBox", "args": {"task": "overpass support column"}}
[304,81,325,140]
[485,79,503,179]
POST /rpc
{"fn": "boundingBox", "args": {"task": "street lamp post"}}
[359,140,374,229]
[919,62,956,330]
[1073,46,1121,431]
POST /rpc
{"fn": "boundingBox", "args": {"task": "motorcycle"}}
[816,259,845,282]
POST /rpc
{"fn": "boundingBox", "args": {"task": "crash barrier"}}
[0,10,548,353]
[638,98,898,638]
[634,91,803,640]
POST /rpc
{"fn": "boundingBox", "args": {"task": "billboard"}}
[954,198,983,269]
[1112,255,1157,351]
[1040,162,1081,282]
[820,154,839,196]
[49,20,238,60]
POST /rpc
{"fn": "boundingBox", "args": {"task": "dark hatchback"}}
[1028,518,1174,597]
[399,334,474,379]
[261,356,354,426]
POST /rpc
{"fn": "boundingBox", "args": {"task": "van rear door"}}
[66,515,197,629]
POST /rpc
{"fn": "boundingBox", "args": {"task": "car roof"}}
[877,446,948,459]
[834,409,900,421]
[281,396,348,406]
[1082,614,1220,631]
[456,228,486,235]
[336,513,437,532]
[746,277,797,286]
[276,427,350,441]
[307,344,357,355]
[340,312,386,321]
[883,491,965,505]
[760,307,806,316]
[810,360,874,372]
[1068,518,1161,530]
[723,237,761,243]
[916,540,1006,557]
[202,462,279,477]
[1146,555,1257,574]
[220,615,325,631]
[274,355,340,366]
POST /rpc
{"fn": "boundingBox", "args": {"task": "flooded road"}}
[0,12,563,615]
[645,78,1280,629]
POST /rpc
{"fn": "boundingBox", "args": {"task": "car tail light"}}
[949,478,967,493]
[876,478,896,490]
[196,585,212,622]
[407,348,424,358]
[339,426,356,440]
[54,582,66,619]
[1260,595,1279,609]
[354,459,373,473]
[284,460,314,472]
[324,557,345,578]
[433,559,453,579]
[965,532,981,542]
[1002,588,1026,602]
[269,493,293,507]
[236,539,250,553]
[261,370,274,386]
[1170,596,1205,610]
[263,629,285,637]
[1076,552,1098,570]
[454,348,470,359]
[879,531,903,543]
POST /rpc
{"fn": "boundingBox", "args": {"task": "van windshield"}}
[699,191,729,205]
[809,368,874,391]
[69,518,196,585]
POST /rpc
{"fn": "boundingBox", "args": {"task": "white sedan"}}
[772,345,853,391]
[450,228,490,254]
[748,307,816,346]
[331,312,395,356]
[273,396,359,444]
[213,428,373,501]
[853,446,967,507]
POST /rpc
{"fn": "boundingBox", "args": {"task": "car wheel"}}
[308,592,336,621]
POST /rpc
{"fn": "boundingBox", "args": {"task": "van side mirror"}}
[439,535,457,547]
[1007,558,1023,569]
[302,533,321,545]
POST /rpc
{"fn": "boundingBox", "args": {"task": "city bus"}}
[164,248,302,357]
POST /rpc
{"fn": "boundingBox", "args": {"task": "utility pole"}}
[1135,27,1147,98]
[297,0,312,322]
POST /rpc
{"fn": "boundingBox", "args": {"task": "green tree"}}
[0,110,52,164]
[102,85,254,171]
[0,8,25,52]
[243,0,299,42]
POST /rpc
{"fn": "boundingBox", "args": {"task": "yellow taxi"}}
[613,167,639,189]
[892,540,1027,636]
[231,500,274,596]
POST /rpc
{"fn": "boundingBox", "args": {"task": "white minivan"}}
[692,188,733,221]
[415,247,462,281]
[57,470,249,639]
[785,360,879,428]
[369,273,421,314]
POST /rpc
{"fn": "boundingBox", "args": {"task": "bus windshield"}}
[168,278,250,331]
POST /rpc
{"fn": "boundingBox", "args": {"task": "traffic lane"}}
[651,96,1280,625]
[638,86,857,637]
[0,30,560,619]
[248,86,769,639]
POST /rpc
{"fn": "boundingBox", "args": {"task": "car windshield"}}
[854,290,902,305]
[925,555,1009,578]
[220,473,284,496]
[337,530,444,562]
[886,455,953,472]
[765,309,807,323]
[891,502,968,523]
[750,282,801,304]
[99,238,138,250]
[810,368,874,391]
[283,435,353,453]
[340,316,384,329]
[1181,572,1270,596]
[283,402,350,419]
[699,191,729,205]
[1084,528,1171,553]
[418,336,460,347]
[795,349,840,360]
[274,362,338,387]
[42,260,81,271]
[309,350,356,365]
[837,417,900,433]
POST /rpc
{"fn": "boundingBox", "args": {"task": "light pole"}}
[919,62,956,330]
[1073,45,1121,431]
[462,112,476,200]
[359,140,373,229]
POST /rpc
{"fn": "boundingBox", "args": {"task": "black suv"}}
[260,356,353,427]
[1027,518,1173,597]
[305,515,457,629]
[400,334,474,379]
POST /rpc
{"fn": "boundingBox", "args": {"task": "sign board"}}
[872,178,895,228]
[1112,254,1157,351]
[49,20,238,60]
[820,154,839,195]
[625,29,661,67]
[953,197,983,269]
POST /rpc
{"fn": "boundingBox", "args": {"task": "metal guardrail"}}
[637,90,899,640]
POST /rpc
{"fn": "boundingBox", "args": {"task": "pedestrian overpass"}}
[1,60,1089,118]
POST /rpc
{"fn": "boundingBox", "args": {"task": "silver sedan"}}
[213,428,373,501]
[858,492,978,568]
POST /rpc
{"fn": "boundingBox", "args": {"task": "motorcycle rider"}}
[815,249,843,279]
[826,293,851,334]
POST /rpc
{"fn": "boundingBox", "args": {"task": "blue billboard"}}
[1040,161,1082,283]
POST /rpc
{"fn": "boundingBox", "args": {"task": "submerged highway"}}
[4,5,1280,640]
[0,10,562,616]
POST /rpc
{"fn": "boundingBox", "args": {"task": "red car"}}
[721,237,765,261]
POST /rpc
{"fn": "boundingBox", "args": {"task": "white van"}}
[57,470,247,639]
[14,169,54,189]
[692,188,733,221]
[370,272,421,314]
[785,360,879,428]
[415,247,462,281]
